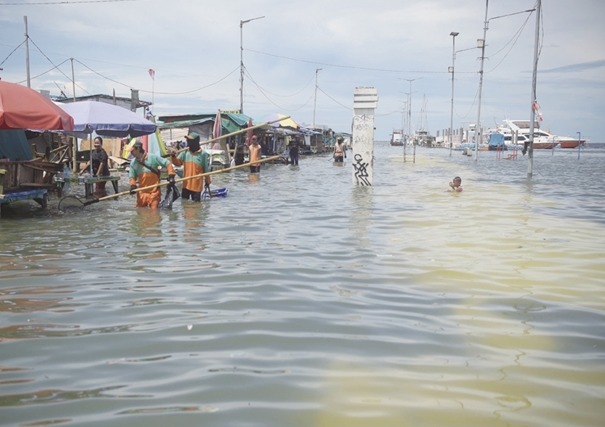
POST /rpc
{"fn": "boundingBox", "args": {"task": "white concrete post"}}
[352,87,378,186]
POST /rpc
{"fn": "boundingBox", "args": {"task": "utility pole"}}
[312,68,322,128]
[474,0,489,161]
[70,58,76,101]
[527,0,541,178]
[239,16,265,114]
[24,16,31,88]
[449,31,459,157]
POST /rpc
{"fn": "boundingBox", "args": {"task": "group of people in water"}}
[287,135,346,166]
[83,133,462,209]
[127,132,264,208]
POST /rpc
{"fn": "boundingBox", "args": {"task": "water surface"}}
[1,145,604,427]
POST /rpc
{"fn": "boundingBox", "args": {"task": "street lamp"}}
[312,68,322,128]
[449,31,459,157]
[240,15,265,114]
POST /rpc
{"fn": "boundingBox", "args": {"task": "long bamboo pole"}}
[84,155,283,205]
[165,116,291,157]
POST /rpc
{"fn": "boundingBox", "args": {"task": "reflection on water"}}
[130,208,163,237]
[0,146,604,426]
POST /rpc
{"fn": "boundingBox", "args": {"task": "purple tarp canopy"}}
[57,100,156,137]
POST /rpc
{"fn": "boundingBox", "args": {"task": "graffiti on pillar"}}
[353,114,372,132]
[353,153,371,186]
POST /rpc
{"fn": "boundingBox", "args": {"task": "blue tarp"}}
[488,133,506,148]
[0,130,33,161]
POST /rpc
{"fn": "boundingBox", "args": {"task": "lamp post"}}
[312,68,322,128]
[449,31,459,157]
[240,15,265,114]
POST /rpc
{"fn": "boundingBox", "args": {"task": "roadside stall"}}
[0,81,74,217]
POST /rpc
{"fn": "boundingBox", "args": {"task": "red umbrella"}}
[0,81,74,131]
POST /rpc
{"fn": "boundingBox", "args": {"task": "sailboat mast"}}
[527,0,541,178]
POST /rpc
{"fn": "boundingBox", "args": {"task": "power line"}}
[247,48,447,75]
[486,9,534,73]
[317,86,351,111]
[27,36,73,82]
[0,40,26,67]
[0,0,139,5]
[139,65,241,96]
[73,58,241,96]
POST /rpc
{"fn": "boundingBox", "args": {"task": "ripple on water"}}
[0,147,604,426]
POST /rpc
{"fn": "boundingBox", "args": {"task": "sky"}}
[1,0,604,142]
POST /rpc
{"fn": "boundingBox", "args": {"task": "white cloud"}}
[1,0,603,141]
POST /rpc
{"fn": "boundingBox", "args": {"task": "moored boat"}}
[390,129,404,146]
[558,138,586,149]
[489,119,583,150]
[412,129,436,147]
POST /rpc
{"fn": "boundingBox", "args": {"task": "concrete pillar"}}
[352,87,378,186]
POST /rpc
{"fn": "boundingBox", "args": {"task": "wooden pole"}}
[167,116,291,157]
[86,155,283,205]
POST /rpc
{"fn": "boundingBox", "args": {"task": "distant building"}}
[54,90,151,113]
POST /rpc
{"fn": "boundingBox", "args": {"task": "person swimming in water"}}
[449,176,463,192]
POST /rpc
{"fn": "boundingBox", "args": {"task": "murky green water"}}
[1,145,604,427]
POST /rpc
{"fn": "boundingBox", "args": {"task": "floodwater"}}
[1,144,604,427]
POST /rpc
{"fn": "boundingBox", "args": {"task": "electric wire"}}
[0,40,26,67]
[0,0,139,5]
[486,9,534,73]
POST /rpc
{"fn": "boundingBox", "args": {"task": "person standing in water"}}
[80,136,110,196]
[129,141,176,208]
[248,135,262,173]
[289,136,300,166]
[170,133,210,202]
[333,137,346,163]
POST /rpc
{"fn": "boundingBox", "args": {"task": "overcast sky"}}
[1,0,604,142]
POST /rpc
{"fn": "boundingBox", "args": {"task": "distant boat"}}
[390,129,404,146]
[558,138,586,149]
[412,129,436,147]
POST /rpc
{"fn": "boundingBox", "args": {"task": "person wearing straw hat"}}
[170,133,210,202]
[128,140,176,208]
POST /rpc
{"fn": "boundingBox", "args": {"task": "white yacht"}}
[489,120,584,150]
